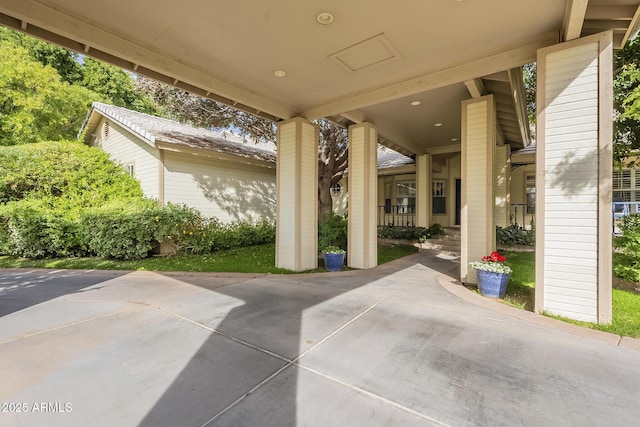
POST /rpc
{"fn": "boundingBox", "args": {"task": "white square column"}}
[494,144,511,228]
[348,123,378,269]
[461,95,497,284]
[536,32,613,324]
[416,154,433,228]
[276,118,318,271]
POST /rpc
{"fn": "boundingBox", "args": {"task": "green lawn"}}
[503,250,640,338]
[0,243,418,274]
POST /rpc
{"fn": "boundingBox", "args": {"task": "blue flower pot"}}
[475,269,510,298]
[323,253,345,272]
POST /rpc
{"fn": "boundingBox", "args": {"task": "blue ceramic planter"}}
[475,269,510,298]
[323,253,345,272]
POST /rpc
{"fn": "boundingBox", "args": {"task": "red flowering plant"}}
[469,251,512,274]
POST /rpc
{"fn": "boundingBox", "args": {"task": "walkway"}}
[1,251,639,426]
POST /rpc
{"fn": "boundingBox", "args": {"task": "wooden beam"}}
[562,0,589,42]
[339,110,423,156]
[508,67,532,147]
[302,32,559,120]
[622,5,640,46]
[0,2,294,120]
[464,78,486,98]
[586,6,638,21]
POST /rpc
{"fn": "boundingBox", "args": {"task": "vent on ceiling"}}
[329,33,401,73]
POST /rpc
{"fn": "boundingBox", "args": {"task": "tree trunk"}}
[318,175,334,222]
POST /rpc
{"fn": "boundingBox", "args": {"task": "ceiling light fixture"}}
[317,12,334,25]
[274,70,286,78]
[451,138,458,142]
[434,122,443,127]
[410,100,421,106]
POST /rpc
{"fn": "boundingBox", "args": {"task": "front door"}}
[455,178,461,226]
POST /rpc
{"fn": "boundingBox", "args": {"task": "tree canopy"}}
[0,39,102,145]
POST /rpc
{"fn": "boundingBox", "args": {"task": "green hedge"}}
[0,141,276,260]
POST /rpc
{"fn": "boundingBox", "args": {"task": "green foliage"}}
[318,214,348,251]
[0,199,84,258]
[81,58,157,114]
[496,224,535,246]
[614,36,640,163]
[377,224,444,241]
[613,214,640,282]
[0,40,103,145]
[0,141,144,204]
[81,200,162,260]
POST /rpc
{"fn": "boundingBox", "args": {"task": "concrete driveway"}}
[1,251,639,427]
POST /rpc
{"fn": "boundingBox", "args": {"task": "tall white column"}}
[348,123,378,269]
[535,31,613,324]
[461,95,497,284]
[416,154,432,228]
[276,117,318,271]
[494,144,510,228]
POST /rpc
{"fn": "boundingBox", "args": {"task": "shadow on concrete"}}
[139,252,455,425]
[0,269,128,317]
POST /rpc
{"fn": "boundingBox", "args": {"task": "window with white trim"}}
[612,169,640,202]
[396,181,416,213]
[432,180,446,214]
[126,164,135,177]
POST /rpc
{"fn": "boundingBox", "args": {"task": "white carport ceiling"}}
[1,0,639,155]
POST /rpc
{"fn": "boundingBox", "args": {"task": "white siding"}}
[97,119,159,199]
[539,41,600,322]
[163,151,276,222]
[276,118,317,271]
[494,144,509,228]
[348,124,378,269]
[461,97,495,283]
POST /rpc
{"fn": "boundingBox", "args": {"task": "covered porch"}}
[3,0,640,324]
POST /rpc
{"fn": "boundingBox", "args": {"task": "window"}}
[384,182,392,213]
[613,169,636,202]
[126,164,135,177]
[396,181,415,213]
[432,180,446,214]
[330,182,343,197]
[525,175,536,214]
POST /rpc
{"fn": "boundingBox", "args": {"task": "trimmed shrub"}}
[496,224,535,246]
[80,200,162,260]
[0,199,84,258]
[377,223,444,241]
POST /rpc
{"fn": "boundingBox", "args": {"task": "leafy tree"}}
[82,58,157,113]
[0,40,102,145]
[0,27,84,84]
[616,36,640,163]
[137,76,348,220]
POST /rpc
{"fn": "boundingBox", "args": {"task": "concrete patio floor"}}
[1,251,639,427]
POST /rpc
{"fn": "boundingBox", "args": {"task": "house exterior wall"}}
[162,151,276,222]
[510,163,536,228]
[536,31,612,324]
[90,118,159,199]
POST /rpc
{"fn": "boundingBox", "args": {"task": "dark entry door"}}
[455,179,461,226]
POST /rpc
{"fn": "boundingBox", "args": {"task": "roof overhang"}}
[2,0,639,155]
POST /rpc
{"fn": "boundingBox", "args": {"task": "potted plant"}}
[323,245,346,272]
[469,251,512,298]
